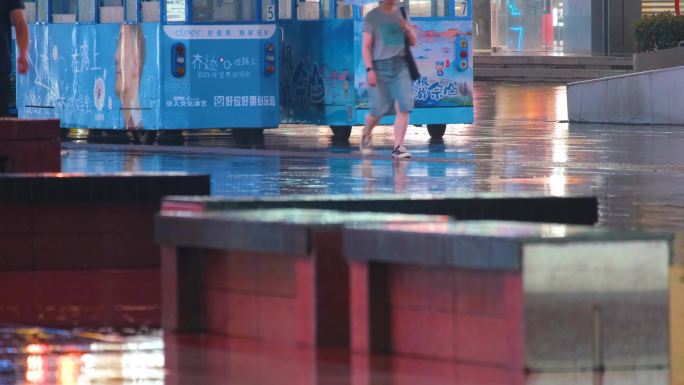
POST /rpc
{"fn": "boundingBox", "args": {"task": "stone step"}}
[474,54,634,69]
[474,67,633,83]
[472,55,634,82]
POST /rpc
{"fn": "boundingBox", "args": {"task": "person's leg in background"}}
[360,113,381,155]
[361,67,392,155]
[389,63,413,159]
[393,101,409,149]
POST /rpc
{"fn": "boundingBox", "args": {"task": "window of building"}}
[642,0,676,14]
[490,0,591,54]
[192,0,256,22]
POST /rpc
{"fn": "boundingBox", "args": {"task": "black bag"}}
[400,7,421,81]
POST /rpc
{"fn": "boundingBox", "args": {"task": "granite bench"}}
[0,118,60,172]
[343,221,672,372]
[0,173,210,327]
[155,209,449,348]
[160,193,598,225]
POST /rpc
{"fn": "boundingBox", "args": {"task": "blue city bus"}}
[280,0,473,139]
[15,0,471,142]
[16,0,280,143]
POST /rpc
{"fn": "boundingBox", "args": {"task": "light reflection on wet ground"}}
[0,327,670,385]
[0,325,164,385]
[8,81,684,384]
[62,82,684,231]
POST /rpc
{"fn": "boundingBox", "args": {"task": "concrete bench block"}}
[672,265,684,383]
[568,66,684,124]
[0,173,209,328]
[343,221,672,371]
[0,269,159,327]
[156,209,447,348]
[161,193,599,225]
[0,118,60,172]
[0,174,210,270]
[349,261,523,370]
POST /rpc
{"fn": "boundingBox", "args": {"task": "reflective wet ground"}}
[0,325,671,385]
[62,82,684,232]
[4,81,684,384]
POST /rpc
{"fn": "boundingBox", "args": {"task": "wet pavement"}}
[62,82,684,233]
[4,81,684,384]
[0,325,671,385]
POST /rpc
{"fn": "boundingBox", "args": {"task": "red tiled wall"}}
[0,118,60,172]
[0,269,159,327]
[0,203,159,270]
[0,202,162,327]
[201,250,316,346]
[0,138,60,172]
[350,261,524,370]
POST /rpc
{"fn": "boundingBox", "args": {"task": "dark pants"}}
[0,72,9,117]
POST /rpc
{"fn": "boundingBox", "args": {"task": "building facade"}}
[472,0,678,55]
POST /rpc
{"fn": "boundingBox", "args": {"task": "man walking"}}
[359,0,417,159]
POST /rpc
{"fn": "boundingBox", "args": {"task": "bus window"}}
[262,0,275,21]
[192,0,256,22]
[279,0,292,19]
[297,0,320,20]
[454,0,467,16]
[321,0,330,18]
[78,0,96,22]
[142,0,160,21]
[408,0,446,17]
[52,0,77,22]
[125,0,138,22]
[335,0,351,18]
[100,0,125,22]
[37,0,48,22]
[166,0,185,21]
[24,1,37,22]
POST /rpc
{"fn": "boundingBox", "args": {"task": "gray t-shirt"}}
[362,7,410,61]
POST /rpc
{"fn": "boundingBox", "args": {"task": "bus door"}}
[159,0,280,130]
[279,0,355,132]
[352,0,474,138]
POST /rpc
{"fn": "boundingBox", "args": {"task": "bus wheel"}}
[87,129,105,140]
[130,130,158,145]
[232,129,264,145]
[427,124,446,139]
[232,128,264,140]
[331,126,352,141]
[157,130,185,144]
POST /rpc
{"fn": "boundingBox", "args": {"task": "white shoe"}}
[392,145,411,159]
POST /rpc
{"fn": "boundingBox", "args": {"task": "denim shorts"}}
[368,56,414,118]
